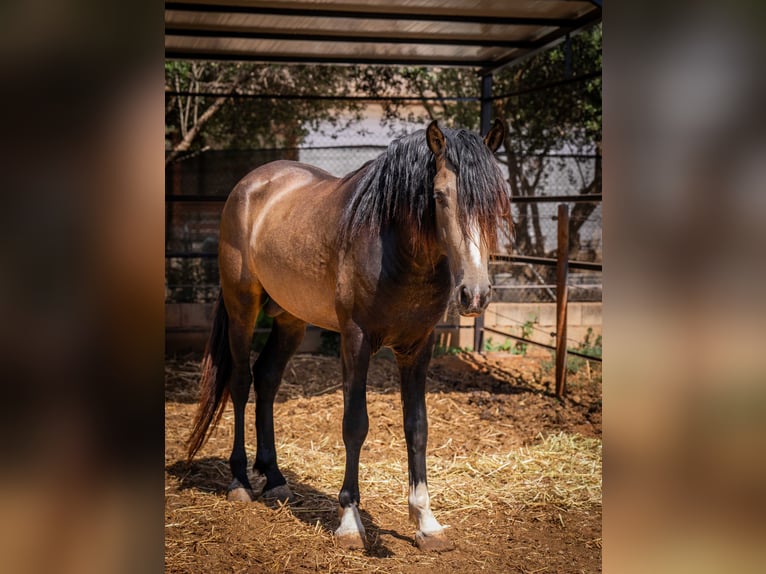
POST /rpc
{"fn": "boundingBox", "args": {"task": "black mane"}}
[339,126,511,251]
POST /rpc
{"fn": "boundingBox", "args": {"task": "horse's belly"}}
[266,276,340,331]
[251,246,340,332]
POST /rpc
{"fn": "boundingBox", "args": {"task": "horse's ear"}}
[426,120,446,158]
[483,118,505,153]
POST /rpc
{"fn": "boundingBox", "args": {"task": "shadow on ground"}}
[166,457,407,557]
[166,351,555,404]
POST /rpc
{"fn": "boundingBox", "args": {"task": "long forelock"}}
[446,130,511,252]
[339,127,511,251]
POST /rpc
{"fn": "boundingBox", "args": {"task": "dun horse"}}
[187,120,511,551]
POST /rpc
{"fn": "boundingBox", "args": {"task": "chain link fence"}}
[490,151,601,303]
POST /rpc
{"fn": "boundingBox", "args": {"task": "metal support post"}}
[474,72,494,353]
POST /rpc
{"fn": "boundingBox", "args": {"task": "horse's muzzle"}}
[457,283,491,317]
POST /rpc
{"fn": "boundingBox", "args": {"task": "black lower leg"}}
[338,327,370,509]
[252,314,306,492]
[253,397,285,490]
[229,367,253,490]
[339,399,368,507]
[398,334,434,489]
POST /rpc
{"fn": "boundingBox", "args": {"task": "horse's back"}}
[221,159,338,232]
[229,160,336,201]
[250,159,336,182]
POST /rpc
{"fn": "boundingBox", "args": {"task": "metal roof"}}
[165,1,602,72]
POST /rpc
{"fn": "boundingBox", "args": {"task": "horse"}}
[186,119,511,551]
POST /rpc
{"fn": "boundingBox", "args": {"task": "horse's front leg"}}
[397,333,454,551]
[335,323,371,550]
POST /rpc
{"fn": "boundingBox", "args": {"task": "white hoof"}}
[335,504,366,550]
[336,531,366,550]
[415,530,454,552]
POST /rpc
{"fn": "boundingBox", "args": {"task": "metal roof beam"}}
[165,27,537,49]
[164,49,495,67]
[165,2,583,28]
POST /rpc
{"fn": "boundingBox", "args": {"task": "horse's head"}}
[426,120,505,317]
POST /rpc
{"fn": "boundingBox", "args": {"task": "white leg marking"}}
[408,482,444,535]
[335,504,365,539]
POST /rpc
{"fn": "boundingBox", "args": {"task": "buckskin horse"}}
[186,120,510,551]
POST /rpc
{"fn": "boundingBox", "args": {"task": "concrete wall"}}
[440,302,601,351]
[166,301,601,354]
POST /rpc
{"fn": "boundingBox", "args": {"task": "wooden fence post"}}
[555,204,569,399]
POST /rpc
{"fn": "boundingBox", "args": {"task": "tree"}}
[493,25,602,260]
[165,62,366,164]
[165,61,245,165]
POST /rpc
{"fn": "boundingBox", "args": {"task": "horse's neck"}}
[386,227,447,280]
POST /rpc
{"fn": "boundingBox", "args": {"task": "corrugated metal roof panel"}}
[165,1,601,69]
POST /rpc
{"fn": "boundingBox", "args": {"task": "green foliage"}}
[433,344,472,357]
[514,318,537,355]
[494,25,602,155]
[362,25,602,154]
[566,327,602,374]
[165,62,368,154]
[483,337,514,353]
[483,317,538,355]
[541,327,602,376]
[580,327,602,357]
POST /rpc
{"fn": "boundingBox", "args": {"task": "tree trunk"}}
[165,94,230,166]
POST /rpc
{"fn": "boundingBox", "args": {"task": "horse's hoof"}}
[335,532,366,550]
[415,530,454,552]
[262,484,294,504]
[227,479,255,502]
[227,487,255,502]
[335,504,366,550]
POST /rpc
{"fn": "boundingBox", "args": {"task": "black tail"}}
[186,292,232,461]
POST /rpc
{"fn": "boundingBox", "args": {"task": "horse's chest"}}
[370,278,452,335]
[347,236,453,339]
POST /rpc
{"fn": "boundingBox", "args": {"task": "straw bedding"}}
[165,351,601,573]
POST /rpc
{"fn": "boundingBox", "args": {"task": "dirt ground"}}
[165,350,602,573]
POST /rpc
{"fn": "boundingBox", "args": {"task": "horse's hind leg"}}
[252,312,306,502]
[223,288,261,502]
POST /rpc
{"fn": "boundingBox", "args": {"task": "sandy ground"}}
[166,350,601,573]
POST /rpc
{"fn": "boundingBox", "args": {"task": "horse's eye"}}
[434,190,447,205]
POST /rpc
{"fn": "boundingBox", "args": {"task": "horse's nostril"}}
[459,285,471,308]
